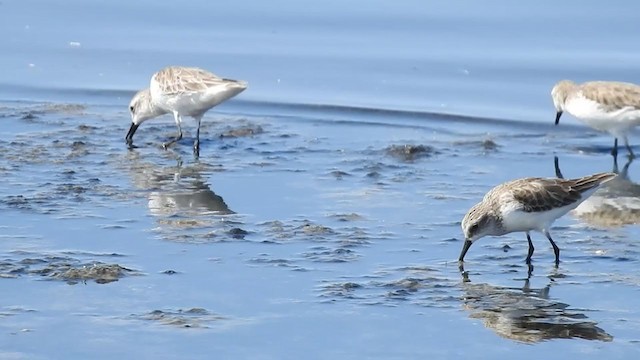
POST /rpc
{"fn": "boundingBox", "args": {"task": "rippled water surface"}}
[1,1,640,359]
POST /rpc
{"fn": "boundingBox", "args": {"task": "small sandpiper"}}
[459,172,617,265]
[127,66,247,157]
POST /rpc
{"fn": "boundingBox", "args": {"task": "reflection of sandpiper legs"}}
[622,137,635,159]
[610,137,635,166]
[613,153,633,175]
[621,157,633,175]
[527,263,534,279]
[555,154,634,178]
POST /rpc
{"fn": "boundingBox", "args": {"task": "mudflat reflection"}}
[461,275,613,343]
[555,156,640,227]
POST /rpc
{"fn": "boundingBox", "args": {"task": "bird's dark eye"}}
[129,106,135,114]
[469,224,479,234]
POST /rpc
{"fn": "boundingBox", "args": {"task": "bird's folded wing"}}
[511,180,581,213]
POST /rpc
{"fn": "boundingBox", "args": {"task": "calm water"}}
[1,1,640,359]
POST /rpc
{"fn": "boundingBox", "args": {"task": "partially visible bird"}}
[552,80,640,159]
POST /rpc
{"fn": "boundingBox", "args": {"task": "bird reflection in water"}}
[555,156,640,227]
[147,178,233,217]
[459,269,613,343]
[125,152,238,241]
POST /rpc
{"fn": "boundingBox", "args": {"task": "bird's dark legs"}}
[553,156,564,179]
[163,113,183,149]
[623,136,635,159]
[544,231,560,266]
[611,138,618,158]
[622,156,634,175]
[525,232,534,264]
[193,115,202,157]
[613,147,634,174]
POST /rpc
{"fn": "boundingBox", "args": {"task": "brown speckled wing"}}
[581,81,640,111]
[510,178,582,213]
[509,173,616,213]
[154,66,226,95]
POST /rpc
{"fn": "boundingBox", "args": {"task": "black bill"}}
[125,123,140,146]
[458,239,472,262]
[555,111,563,125]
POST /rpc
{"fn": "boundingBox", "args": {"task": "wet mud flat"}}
[0,100,639,358]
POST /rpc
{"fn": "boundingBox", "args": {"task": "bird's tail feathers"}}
[571,172,617,193]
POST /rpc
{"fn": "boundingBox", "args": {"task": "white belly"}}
[565,96,640,137]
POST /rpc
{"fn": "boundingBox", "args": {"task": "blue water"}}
[1,0,640,359]
[4,0,640,119]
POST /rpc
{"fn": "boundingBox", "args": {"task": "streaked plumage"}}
[459,172,617,265]
[127,66,247,156]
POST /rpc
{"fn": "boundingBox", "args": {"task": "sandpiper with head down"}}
[459,172,617,265]
[552,80,640,158]
[127,66,248,157]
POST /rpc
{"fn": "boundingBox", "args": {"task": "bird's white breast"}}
[565,94,640,135]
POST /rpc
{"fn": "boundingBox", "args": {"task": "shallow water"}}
[1,1,640,359]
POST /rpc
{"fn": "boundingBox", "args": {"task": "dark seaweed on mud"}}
[133,308,226,328]
[0,252,139,284]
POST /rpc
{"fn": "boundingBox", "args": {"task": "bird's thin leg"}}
[622,156,633,175]
[163,112,183,149]
[553,156,564,179]
[611,138,618,158]
[623,136,635,159]
[525,232,534,264]
[544,230,560,266]
[193,115,203,157]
